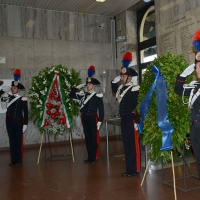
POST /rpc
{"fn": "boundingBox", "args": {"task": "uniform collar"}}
[8,91,19,97]
[87,90,95,94]
[124,82,133,86]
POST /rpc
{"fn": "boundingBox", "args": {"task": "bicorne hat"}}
[11,69,25,89]
[120,52,138,77]
[85,65,100,85]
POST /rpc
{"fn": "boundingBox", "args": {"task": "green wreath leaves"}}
[137,53,193,163]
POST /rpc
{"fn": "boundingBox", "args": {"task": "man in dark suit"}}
[0,79,28,166]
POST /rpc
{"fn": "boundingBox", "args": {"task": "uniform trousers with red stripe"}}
[82,114,98,160]
[121,114,141,174]
[6,116,23,164]
[190,126,200,173]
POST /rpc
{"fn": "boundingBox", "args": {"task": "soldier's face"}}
[120,74,132,84]
[11,86,19,94]
[196,62,200,78]
[86,83,94,91]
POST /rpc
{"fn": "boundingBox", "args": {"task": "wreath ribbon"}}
[40,68,72,128]
[138,65,174,151]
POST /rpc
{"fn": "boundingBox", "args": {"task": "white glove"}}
[134,123,138,131]
[22,125,27,133]
[180,63,195,77]
[131,76,138,85]
[97,122,102,130]
[112,76,121,83]
[75,83,85,89]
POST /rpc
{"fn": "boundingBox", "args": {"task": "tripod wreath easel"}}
[141,151,177,200]
[37,130,75,164]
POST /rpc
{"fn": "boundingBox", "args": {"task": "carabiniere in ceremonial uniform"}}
[174,29,200,178]
[111,52,141,177]
[0,79,28,166]
[69,66,104,163]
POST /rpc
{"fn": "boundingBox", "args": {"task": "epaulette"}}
[77,90,85,95]
[131,85,140,92]
[96,93,103,97]
[2,92,8,97]
[22,96,28,101]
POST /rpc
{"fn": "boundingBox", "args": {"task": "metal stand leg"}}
[106,121,109,158]
[162,148,200,192]
[44,130,75,162]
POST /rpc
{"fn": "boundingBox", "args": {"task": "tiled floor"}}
[0,139,200,200]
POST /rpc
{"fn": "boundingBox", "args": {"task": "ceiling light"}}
[144,0,151,2]
[96,0,106,2]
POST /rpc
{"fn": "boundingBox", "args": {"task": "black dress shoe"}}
[122,172,129,176]
[15,161,22,166]
[127,172,140,177]
[84,159,92,163]
[9,162,16,166]
[91,159,98,163]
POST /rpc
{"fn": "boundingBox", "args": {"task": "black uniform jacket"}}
[69,87,104,122]
[0,90,28,125]
[111,82,139,120]
[174,74,200,127]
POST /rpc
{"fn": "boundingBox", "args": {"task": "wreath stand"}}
[37,130,75,164]
[161,147,200,192]
[141,151,177,200]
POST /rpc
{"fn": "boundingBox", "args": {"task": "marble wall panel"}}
[157,0,200,24]
[115,11,126,38]
[52,40,70,67]
[68,12,79,41]
[33,39,53,68]
[0,5,7,36]
[46,10,54,40]
[51,10,65,40]
[0,37,15,68]
[85,14,94,42]
[77,13,86,42]
[93,15,99,43]
[0,37,112,70]
[0,5,111,43]
[104,16,112,43]
[69,41,87,69]
[14,38,35,69]
[0,68,119,148]
[100,43,112,70]
[126,11,137,44]
[7,5,22,38]
[22,7,34,39]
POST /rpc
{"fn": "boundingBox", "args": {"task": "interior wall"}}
[115,10,139,79]
[155,0,200,64]
[0,5,113,70]
[0,5,121,148]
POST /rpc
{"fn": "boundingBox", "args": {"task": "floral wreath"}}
[28,65,81,136]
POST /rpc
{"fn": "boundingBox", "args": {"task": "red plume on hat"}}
[14,69,21,81]
[122,52,132,68]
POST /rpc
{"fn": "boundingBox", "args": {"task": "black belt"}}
[81,113,97,116]
[6,114,22,118]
